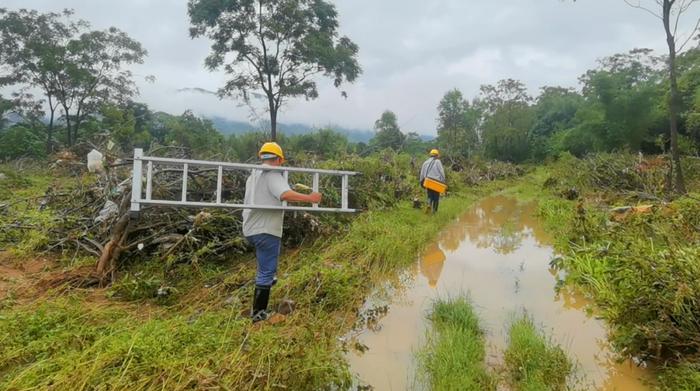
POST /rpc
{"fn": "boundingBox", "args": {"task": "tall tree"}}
[677,47,700,148]
[622,0,700,193]
[0,94,11,129]
[480,79,535,162]
[372,110,405,151]
[188,0,362,141]
[529,86,584,158]
[0,9,77,151]
[579,49,665,151]
[436,88,480,158]
[0,8,146,148]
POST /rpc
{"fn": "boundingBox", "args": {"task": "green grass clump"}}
[657,362,700,391]
[504,316,573,391]
[418,296,496,391]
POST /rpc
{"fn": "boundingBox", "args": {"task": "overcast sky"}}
[3,0,699,134]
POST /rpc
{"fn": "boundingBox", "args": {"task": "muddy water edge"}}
[345,195,653,390]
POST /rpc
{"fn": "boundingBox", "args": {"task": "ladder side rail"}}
[138,199,355,212]
[130,149,144,212]
[141,155,357,176]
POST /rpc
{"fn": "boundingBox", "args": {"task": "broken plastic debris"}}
[94,200,118,223]
[87,149,104,173]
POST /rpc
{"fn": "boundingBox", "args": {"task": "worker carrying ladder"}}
[129,148,359,214]
[131,144,359,323]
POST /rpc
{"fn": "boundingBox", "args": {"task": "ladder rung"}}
[312,173,319,208]
[182,163,188,202]
[145,161,153,200]
[216,166,223,204]
[341,175,348,210]
[282,171,288,207]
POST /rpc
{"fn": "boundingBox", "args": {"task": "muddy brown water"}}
[346,195,653,390]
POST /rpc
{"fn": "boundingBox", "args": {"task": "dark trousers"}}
[427,189,440,213]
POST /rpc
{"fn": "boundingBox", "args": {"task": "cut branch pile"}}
[2,149,429,287]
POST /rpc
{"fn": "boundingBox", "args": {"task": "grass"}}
[0,170,491,389]
[0,165,57,258]
[504,315,573,391]
[520,155,700,390]
[418,296,496,391]
[417,298,573,391]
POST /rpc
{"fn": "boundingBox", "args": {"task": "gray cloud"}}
[3,0,698,134]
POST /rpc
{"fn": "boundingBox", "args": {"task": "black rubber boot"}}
[251,285,271,323]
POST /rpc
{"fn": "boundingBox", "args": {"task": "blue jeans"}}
[246,234,281,286]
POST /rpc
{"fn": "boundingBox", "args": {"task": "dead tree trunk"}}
[96,192,134,285]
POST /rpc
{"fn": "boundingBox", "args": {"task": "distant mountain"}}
[207,116,433,143]
[3,112,25,126]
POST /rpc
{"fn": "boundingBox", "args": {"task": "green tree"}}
[288,128,348,158]
[579,49,664,152]
[371,110,405,151]
[101,104,151,152]
[0,8,146,148]
[436,88,480,158]
[0,94,12,129]
[402,132,430,156]
[0,125,44,159]
[677,48,700,149]
[164,110,224,158]
[622,0,700,192]
[188,0,362,141]
[0,8,76,151]
[529,87,584,159]
[480,79,535,162]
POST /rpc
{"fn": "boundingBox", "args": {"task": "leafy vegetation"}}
[531,153,700,389]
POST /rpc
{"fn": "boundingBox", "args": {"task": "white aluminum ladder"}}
[130,149,358,214]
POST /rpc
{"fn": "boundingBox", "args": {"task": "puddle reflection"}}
[419,243,445,289]
[347,196,652,391]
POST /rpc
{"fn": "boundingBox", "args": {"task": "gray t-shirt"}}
[242,168,291,238]
[420,157,446,183]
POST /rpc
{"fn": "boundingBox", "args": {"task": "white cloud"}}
[3,0,699,135]
[447,48,504,80]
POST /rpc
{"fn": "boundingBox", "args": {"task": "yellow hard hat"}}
[430,149,440,157]
[259,142,285,161]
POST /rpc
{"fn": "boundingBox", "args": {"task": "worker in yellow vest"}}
[419,149,446,214]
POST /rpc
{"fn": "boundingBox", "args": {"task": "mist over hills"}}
[207,116,434,143]
[2,112,434,144]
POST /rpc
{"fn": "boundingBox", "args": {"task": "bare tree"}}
[623,0,700,194]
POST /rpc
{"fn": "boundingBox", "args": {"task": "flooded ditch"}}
[346,195,652,390]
